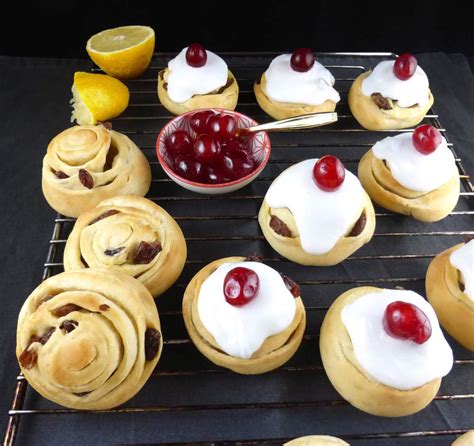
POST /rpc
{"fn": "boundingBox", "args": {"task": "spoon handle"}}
[242,112,338,134]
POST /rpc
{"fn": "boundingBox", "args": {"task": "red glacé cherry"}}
[312,155,345,191]
[393,53,417,80]
[193,134,220,162]
[174,154,204,182]
[190,110,216,135]
[166,130,193,157]
[290,48,315,72]
[412,124,442,155]
[186,43,207,68]
[383,301,432,344]
[223,267,260,306]
[208,114,238,140]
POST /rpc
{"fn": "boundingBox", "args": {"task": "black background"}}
[2,0,474,58]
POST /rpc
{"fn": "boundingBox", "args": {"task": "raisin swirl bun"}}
[284,436,349,446]
[42,125,151,217]
[16,269,162,410]
[183,256,306,374]
[64,195,187,298]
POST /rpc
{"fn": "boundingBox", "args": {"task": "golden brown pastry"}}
[64,195,187,299]
[157,45,238,115]
[284,436,349,446]
[182,256,306,374]
[16,269,162,410]
[358,127,460,222]
[258,158,375,266]
[42,125,151,217]
[320,286,453,417]
[348,55,433,130]
[452,431,474,446]
[426,241,474,351]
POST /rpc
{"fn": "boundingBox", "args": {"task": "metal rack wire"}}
[3,52,473,445]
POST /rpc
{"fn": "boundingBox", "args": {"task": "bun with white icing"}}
[426,241,474,351]
[157,44,238,115]
[358,125,460,222]
[258,157,375,266]
[320,286,453,417]
[182,256,306,374]
[254,49,340,120]
[348,54,434,130]
[284,435,349,446]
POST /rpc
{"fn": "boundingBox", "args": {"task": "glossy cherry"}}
[174,154,204,182]
[223,267,260,306]
[186,43,207,68]
[393,53,417,80]
[312,155,345,192]
[412,124,442,155]
[290,48,315,72]
[190,110,216,135]
[166,130,193,157]
[208,114,238,140]
[383,301,432,344]
[193,134,220,162]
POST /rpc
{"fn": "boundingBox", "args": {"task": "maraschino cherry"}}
[223,267,260,306]
[190,110,216,134]
[290,48,315,72]
[166,130,192,157]
[186,43,207,68]
[312,155,345,191]
[383,301,432,344]
[208,114,238,140]
[412,124,442,155]
[393,53,417,80]
[193,134,220,162]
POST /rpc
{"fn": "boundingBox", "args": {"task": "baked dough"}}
[16,268,162,410]
[452,431,474,446]
[426,243,474,351]
[284,435,349,446]
[358,149,460,222]
[254,73,337,120]
[348,71,434,130]
[258,193,376,266]
[42,125,151,217]
[182,256,306,374]
[320,286,442,417]
[157,68,239,115]
[64,195,187,299]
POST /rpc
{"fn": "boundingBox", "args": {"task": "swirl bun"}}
[42,125,151,217]
[16,269,162,410]
[64,195,187,298]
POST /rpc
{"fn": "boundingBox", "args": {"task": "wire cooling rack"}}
[3,53,474,446]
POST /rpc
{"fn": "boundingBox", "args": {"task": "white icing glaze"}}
[450,240,474,301]
[372,132,457,193]
[197,261,296,359]
[341,289,453,390]
[361,60,430,108]
[265,159,364,255]
[166,47,228,103]
[264,54,340,106]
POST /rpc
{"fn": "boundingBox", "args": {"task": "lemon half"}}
[86,25,155,79]
[71,72,129,125]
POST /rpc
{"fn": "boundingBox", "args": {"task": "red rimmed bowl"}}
[156,109,271,194]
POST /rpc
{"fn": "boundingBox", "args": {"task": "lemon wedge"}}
[86,25,155,79]
[71,72,129,125]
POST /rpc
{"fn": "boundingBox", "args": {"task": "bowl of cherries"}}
[156,109,271,194]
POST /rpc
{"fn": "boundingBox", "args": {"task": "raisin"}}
[19,348,37,370]
[60,320,78,333]
[39,327,55,344]
[54,170,69,179]
[53,304,82,317]
[79,169,94,189]
[98,121,113,130]
[74,391,91,397]
[269,215,292,237]
[371,93,392,110]
[99,304,110,311]
[88,209,120,225]
[133,241,162,264]
[348,212,366,237]
[144,328,162,361]
[280,274,300,298]
[104,246,125,256]
[459,281,465,292]
[245,254,263,262]
[37,294,55,307]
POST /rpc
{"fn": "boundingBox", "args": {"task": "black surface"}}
[0,53,473,445]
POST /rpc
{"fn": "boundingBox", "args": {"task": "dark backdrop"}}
[2,0,473,58]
